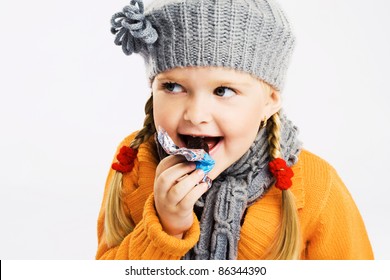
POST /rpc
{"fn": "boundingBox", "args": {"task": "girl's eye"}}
[214,86,236,98]
[162,82,183,93]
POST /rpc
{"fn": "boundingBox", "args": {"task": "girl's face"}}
[152,66,281,179]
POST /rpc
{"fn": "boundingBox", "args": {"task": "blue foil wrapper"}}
[157,127,215,188]
[195,153,214,174]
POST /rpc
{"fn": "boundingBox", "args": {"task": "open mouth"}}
[179,134,222,153]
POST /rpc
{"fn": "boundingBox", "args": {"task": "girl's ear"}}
[265,88,282,117]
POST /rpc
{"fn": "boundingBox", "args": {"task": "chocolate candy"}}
[186,137,209,153]
[156,127,215,188]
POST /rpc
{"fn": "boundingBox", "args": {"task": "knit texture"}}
[111,0,158,55]
[111,0,296,91]
[96,132,374,260]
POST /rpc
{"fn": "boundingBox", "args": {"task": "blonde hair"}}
[104,90,301,259]
[104,95,156,247]
[264,112,301,259]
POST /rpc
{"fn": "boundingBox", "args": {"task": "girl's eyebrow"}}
[155,73,185,82]
[156,75,252,87]
[215,81,252,87]
[155,76,179,82]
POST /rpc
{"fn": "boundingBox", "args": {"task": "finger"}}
[166,169,205,204]
[178,182,209,212]
[155,161,196,195]
[176,174,188,182]
[155,154,187,177]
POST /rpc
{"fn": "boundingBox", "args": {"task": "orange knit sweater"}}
[96,132,374,260]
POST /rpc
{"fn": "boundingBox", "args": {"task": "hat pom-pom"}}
[111,0,158,55]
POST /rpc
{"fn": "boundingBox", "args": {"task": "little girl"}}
[96,0,374,259]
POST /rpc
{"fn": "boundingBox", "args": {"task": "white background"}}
[0,0,389,259]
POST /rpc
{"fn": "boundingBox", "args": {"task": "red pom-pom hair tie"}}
[268,158,294,191]
[111,146,138,173]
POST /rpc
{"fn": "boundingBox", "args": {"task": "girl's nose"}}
[183,95,212,125]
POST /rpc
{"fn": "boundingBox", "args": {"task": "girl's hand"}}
[154,155,208,238]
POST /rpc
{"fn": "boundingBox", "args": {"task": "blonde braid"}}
[129,95,156,149]
[265,112,301,259]
[104,94,156,247]
[267,112,283,159]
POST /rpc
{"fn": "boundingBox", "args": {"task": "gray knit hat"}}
[111,0,295,91]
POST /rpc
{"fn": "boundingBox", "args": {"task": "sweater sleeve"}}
[96,194,200,259]
[305,167,374,259]
[95,133,200,260]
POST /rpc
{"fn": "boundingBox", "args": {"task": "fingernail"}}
[205,177,212,189]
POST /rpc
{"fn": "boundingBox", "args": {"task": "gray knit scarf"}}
[156,114,301,260]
